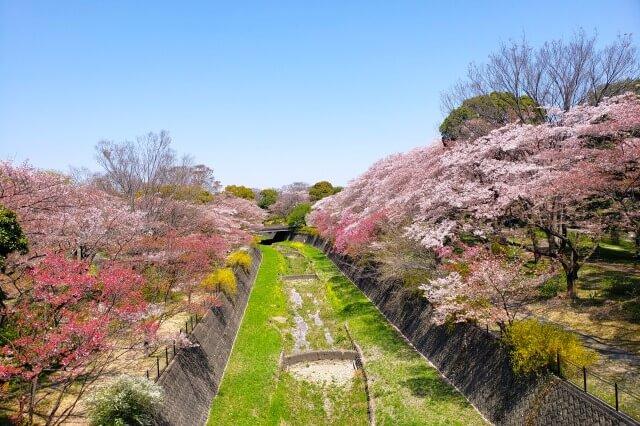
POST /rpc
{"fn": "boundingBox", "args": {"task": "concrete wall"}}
[301,235,638,426]
[153,248,261,426]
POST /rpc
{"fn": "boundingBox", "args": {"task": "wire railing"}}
[289,235,640,422]
[558,353,640,422]
[143,313,202,382]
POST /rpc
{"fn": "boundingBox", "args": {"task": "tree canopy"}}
[309,181,342,202]
[439,92,540,143]
[0,206,28,264]
[287,203,311,227]
[225,184,256,200]
[257,188,278,209]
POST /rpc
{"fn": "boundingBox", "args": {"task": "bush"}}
[298,226,319,236]
[226,250,252,272]
[202,268,237,297]
[287,203,311,227]
[504,319,598,375]
[86,375,163,426]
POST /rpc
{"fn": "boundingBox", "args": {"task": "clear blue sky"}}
[1,1,639,189]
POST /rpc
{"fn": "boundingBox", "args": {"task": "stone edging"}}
[280,349,358,368]
[345,324,376,426]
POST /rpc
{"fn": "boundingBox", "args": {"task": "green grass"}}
[295,243,485,425]
[208,245,287,425]
[208,243,485,425]
[208,244,368,425]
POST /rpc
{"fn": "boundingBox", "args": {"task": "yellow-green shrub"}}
[202,268,237,297]
[299,226,319,236]
[504,319,598,375]
[226,250,252,272]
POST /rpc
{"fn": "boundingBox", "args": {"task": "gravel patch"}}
[288,360,356,387]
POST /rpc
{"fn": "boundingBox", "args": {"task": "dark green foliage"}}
[606,278,639,298]
[258,188,278,209]
[623,300,640,322]
[0,206,28,265]
[287,203,311,227]
[225,184,255,200]
[439,92,541,143]
[308,181,340,202]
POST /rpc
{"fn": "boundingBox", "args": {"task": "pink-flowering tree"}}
[419,248,550,329]
[591,132,640,255]
[0,161,146,261]
[0,163,146,317]
[0,254,148,424]
[200,193,266,245]
[312,93,640,297]
[270,184,309,219]
[140,230,228,305]
[333,210,387,256]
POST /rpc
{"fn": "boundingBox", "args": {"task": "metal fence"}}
[143,313,201,382]
[480,321,640,422]
[557,353,640,421]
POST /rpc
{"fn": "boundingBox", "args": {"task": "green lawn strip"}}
[208,245,287,425]
[208,244,369,425]
[271,372,368,426]
[294,243,486,426]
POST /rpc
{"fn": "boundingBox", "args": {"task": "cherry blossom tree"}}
[0,254,148,424]
[419,248,551,328]
[312,93,640,297]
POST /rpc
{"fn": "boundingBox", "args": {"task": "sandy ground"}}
[287,360,356,387]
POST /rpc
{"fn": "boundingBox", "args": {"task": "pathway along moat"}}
[207,242,485,425]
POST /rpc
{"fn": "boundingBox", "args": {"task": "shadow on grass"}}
[591,245,639,264]
[401,366,463,402]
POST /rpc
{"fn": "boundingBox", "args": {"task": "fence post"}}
[486,323,489,333]
[191,316,194,330]
[173,340,176,356]
[146,370,149,380]
[615,383,619,411]
[156,356,160,378]
[583,367,587,392]
[556,352,561,378]
[165,347,169,366]
[185,321,189,334]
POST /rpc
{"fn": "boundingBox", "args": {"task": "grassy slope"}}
[208,245,287,425]
[296,243,485,426]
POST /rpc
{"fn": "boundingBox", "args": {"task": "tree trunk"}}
[29,375,38,425]
[563,263,579,299]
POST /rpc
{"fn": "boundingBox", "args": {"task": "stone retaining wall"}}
[301,235,638,426]
[152,248,262,426]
